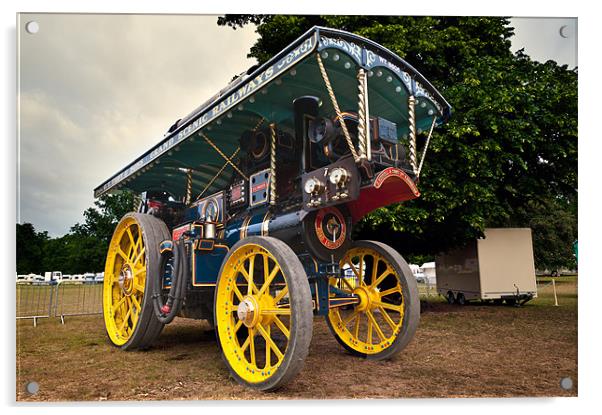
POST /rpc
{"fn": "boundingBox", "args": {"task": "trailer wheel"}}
[326,240,420,360]
[214,236,313,391]
[456,292,466,305]
[103,213,169,350]
[446,291,455,305]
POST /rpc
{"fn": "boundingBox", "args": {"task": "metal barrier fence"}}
[20,280,435,326]
[54,283,103,323]
[16,282,103,326]
[16,284,56,327]
[16,279,564,326]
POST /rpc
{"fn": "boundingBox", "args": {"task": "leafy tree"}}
[504,196,577,272]
[40,235,73,273]
[71,191,136,243]
[16,223,48,274]
[16,192,136,275]
[68,191,137,272]
[219,16,578,268]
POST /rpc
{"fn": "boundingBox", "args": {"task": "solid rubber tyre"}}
[214,236,313,391]
[103,213,169,350]
[326,240,420,360]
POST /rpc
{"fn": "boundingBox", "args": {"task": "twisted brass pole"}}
[269,123,277,206]
[357,68,371,161]
[417,116,437,178]
[185,169,192,204]
[408,95,418,174]
[316,53,361,163]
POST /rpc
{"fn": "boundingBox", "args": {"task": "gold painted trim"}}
[239,215,252,240]
[195,191,224,221]
[311,257,319,273]
[191,243,230,287]
[191,223,205,250]
[251,130,270,160]
[201,196,220,221]
[197,239,215,251]
[261,212,272,236]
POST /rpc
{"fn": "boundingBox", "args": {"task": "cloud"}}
[18,15,578,237]
[18,14,258,236]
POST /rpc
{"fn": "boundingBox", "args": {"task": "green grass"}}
[537,275,578,283]
[16,277,577,401]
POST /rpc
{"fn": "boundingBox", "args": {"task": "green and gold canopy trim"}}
[94,26,452,199]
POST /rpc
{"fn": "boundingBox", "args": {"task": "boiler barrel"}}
[223,210,306,253]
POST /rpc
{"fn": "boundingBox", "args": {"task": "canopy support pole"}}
[357,68,371,161]
[408,95,418,174]
[269,123,277,206]
[316,53,361,164]
[185,169,192,204]
[416,116,437,178]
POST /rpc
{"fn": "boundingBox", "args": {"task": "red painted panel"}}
[172,224,191,241]
[346,168,420,223]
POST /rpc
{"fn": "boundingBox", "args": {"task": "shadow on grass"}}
[153,321,217,348]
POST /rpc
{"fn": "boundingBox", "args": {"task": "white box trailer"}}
[435,228,537,305]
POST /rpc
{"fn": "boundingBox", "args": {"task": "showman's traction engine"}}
[95,26,451,391]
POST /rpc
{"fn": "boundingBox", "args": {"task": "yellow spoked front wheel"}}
[103,213,169,350]
[215,236,313,391]
[327,240,420,359]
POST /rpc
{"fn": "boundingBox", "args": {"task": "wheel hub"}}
[354,286,380,311]
[119,264,134,296]
[237,296,260,328]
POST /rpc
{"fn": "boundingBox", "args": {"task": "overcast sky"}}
[18,14,259,236]
[510,17,577,67]
[17,14,578,237]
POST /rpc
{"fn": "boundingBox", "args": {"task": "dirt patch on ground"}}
[16,278,577,401]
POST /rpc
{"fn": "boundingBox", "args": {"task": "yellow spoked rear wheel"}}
[215,236,312,391]
[327,240,420,359]
[103,213,169,349]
